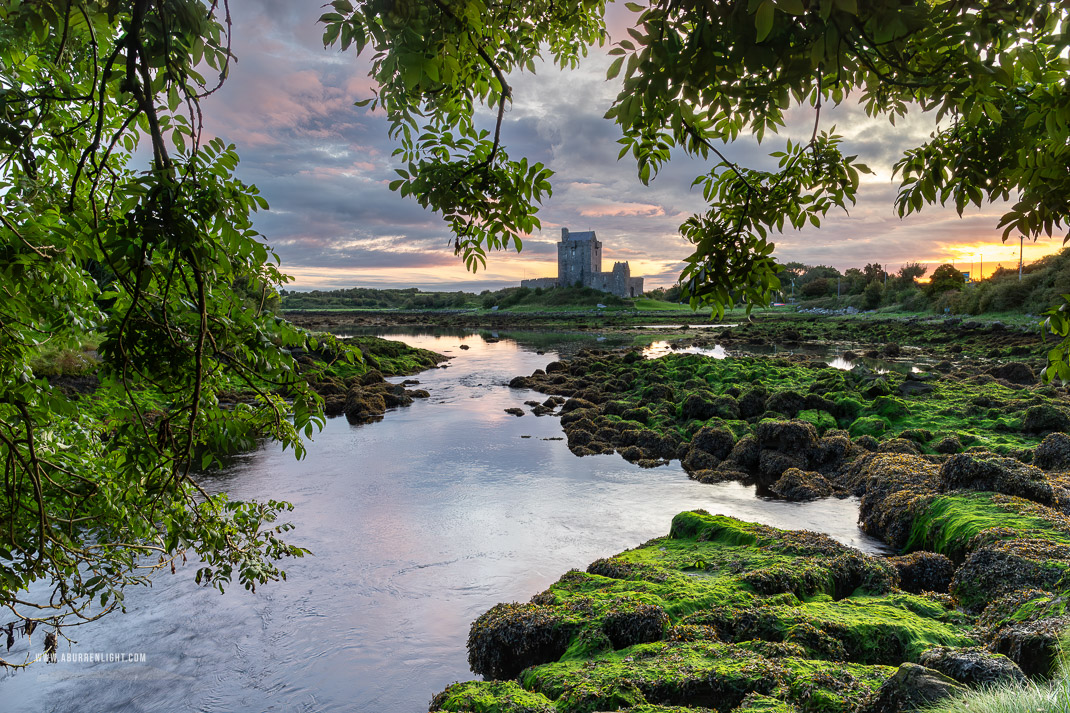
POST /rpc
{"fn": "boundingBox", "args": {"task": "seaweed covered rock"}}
[739,388,768,419]
[950,538,1070,612]
[602,603,669,649]
[682,426,736,472]
[1035,432,1070,471]
[866,663,965,713]
[322,393,346,417]
[858,455,939,549]
[726,435,761,470]
[1021,404,1070,435]
[917,646,1026,686]
[343,386,387,423]
[756,419,820,455]
[435,511,981,713]
[886,552,954,594]
[988,616,1070,677]
[932,436,963,455]
[560,397,596,414]
[758,450,806,479]
[938,453,1053,505]
[766,390,806,418]
[987,362,1036,385]
[682,391,727,421]
[770,468,834,501]
[876,438,920,456]
[467,603,580,680]
[811,432,852,469]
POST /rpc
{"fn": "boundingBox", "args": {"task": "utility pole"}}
[1019,235,1024,281]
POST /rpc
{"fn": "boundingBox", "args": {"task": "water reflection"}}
[643,341,730,359]
[1,331,887,713]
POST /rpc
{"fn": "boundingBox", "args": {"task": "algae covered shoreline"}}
[428,328,1070,713]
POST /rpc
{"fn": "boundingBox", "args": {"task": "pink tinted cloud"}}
[579,202,666,218]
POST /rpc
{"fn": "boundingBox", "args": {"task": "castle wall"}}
[519,277,558,290]
[627,277,644,298]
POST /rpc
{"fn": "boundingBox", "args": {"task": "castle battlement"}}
[520,228,644,298]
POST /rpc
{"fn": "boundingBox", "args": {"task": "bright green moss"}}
[520,640,893,713]
[797,409,837,434]
[903,493,1070,560]
[849,416,888,438]
[728,693,798,712]
[431,681,556,713]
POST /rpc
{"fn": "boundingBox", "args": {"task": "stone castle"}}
[520,228,644,298]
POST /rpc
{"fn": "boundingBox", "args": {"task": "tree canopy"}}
[0,0,337,665]
[322,0,1070,373]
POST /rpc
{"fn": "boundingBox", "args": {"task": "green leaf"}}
[755,1,776,42]
[607,56,624,80]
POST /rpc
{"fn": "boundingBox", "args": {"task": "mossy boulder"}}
[849,416,888,439]
[602,603,670,649]
[440,510,985,712]
[765,390,806,418]
[866,663,965,713]
[951,538,1070,612]
[988,616,1070,677]
[758,450,806,479]
[467,603,581,680]
[755,419,819,454]
[987,362,1036,385]
[917,646,1026,686]
[932,435,963,455]
[682,426,736,472]
[857,454,940,549]
[876,438,921,456]
[1035,432,1070,470]
[867,396,909,420]
[937,453,1054,505]
[739,388,768,419]
[726,435,761,470]
[684,391,727,419]
[343,386,387,423]
[886,552,954,595]
[770,468,834,501]
[1021,404,1070,435]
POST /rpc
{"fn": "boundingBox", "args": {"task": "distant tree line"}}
[279,285,630,311]
[783,248,1070,316]
[280,287,473,310]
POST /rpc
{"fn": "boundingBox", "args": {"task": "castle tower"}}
[557,228,602,288]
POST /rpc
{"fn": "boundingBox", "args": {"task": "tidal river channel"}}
[1,330,888,713]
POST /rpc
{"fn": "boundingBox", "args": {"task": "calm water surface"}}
[1,331,886,712]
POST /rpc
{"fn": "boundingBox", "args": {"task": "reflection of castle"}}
[521,228,644,298]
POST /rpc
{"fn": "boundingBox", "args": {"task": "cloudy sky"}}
[200,0,1063,292]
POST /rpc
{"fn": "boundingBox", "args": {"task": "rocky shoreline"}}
[299,334,448,424]
[430,341,1070,713]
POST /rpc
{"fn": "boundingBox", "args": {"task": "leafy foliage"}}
[0,0,335,663]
